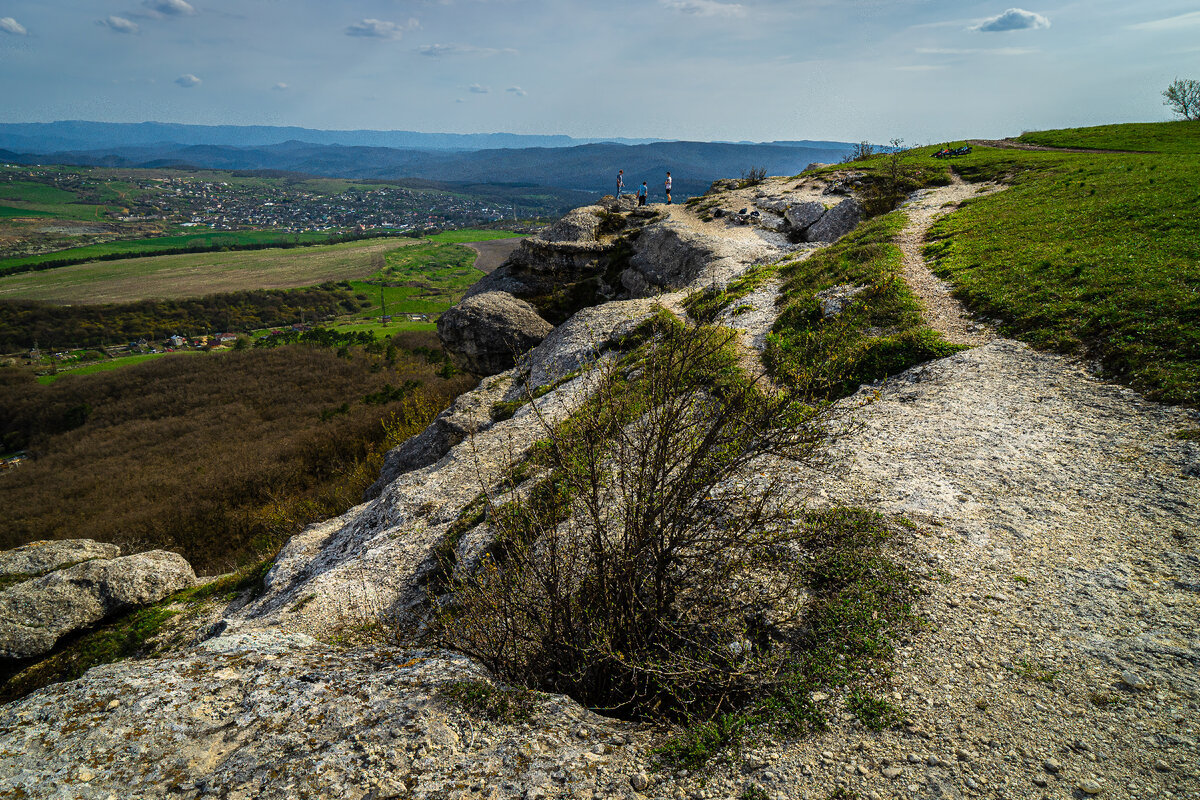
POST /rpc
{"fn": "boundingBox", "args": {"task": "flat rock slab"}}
[0,539,120,578]
[0,636,645,800]
[0,550,196,660]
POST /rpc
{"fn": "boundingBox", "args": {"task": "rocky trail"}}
[2,172,1197,800]
[896,176,1001,347]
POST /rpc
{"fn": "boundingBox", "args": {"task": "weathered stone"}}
[814,284,867,318]
[438,291,555,376]
[0,550,196,660]
[783,201,827,233]
[364,372,515,500]
[804,197,863,242]
[0,539,120,578]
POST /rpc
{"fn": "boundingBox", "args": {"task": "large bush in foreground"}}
[435,320,847,720]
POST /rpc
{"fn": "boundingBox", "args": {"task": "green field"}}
[0,230,340,272]
[426,229,526,243]
[36,352,200,384]
[0,238,423,304]
[1016,120,1200,154]
[347,240,485,318]
[0,206,55,219]
[0,180,112,221]
[841,124,1200,406]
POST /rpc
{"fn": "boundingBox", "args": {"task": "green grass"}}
[35,352,198,384]
[0,180,111,221]
[1016,120,1200,153]
[821,123,1199,406]
[347,240,485,318]
[764,212,965,399]
[0,230,338,273]
[426,229,524,243]
[327,319,438,335]
[914,132,1200,405]
[0,205,55,218]
[0,181,81,206]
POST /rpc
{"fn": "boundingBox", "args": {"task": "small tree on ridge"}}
[1163,78,1200,121]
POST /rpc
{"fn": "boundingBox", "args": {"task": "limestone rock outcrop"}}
[0,539,119,579]
[804,197,863,242]
[437,291,555,375]
[0,549,196,660]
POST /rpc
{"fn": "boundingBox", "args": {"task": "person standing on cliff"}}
[664,171,673,204]
[637,181,647,206]
[616,169,625,198]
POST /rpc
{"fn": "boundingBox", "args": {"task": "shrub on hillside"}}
[433,320,843,721]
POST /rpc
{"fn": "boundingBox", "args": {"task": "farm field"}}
[0,238,422,304]
[36,352,200,384]
[0,230,340,273]
[346,240,484,318]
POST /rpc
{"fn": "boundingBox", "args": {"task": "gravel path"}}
[897,177,1002,347]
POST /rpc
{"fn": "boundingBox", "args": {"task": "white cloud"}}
[175,73,201,87]
[144,0,196,17]
[0,16,27,35]
[418,43,518,57]
[468,83,490,94]
[972,8,1050,32]
[896,65,946,72]
[345,18,417,39]
[506,86,527,96]
[660,0,746,18]
[99,16,140,34]
[1128,10,1200,31]
[272,82,289,91]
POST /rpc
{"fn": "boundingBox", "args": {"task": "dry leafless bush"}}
[434,319,844,721]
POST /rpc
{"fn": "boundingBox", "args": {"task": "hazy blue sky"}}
[1,0,1197,143]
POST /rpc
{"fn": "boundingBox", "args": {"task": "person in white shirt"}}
[664,172,673,205]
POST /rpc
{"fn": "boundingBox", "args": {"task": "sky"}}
[1,0,1198,144]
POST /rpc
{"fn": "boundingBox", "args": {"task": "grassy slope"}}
[828,121,1198,406]
[1017,120,1200,153]
[922,128,1199,405]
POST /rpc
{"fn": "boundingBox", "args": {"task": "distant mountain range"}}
[0,121,858,197]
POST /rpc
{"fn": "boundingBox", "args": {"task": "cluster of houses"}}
[103,175,508,232]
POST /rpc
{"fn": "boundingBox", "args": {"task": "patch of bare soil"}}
[461,238,524,274]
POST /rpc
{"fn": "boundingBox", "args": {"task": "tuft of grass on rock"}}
[440,679,538,723]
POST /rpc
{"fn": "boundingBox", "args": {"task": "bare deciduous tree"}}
[1163,78,1200,121]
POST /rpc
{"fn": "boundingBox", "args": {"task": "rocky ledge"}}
[0,541,196,661]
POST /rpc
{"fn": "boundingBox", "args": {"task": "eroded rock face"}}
[783,201,827,232]
[0,539,120,578]
[804,197,863,242]
[437,291,555,375]
[0,550,196,660]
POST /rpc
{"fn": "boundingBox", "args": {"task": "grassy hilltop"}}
[827,120,1199,406]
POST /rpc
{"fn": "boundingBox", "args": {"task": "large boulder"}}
[0,550,197,660]
[437,291,555,376]
[783,201,828,233]
[805,197,863,242]
[0,539,119,579]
